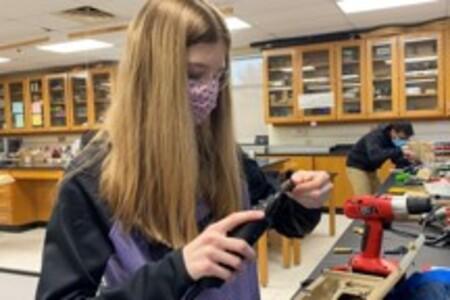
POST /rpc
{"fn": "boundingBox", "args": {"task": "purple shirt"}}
[103,191,260,299]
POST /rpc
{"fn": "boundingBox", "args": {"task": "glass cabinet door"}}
[337,44,364,118]
[8,81,26,129]
[266,53,294,118]
[299,48,335,119]
[0,83,6,130]
[48,76,68,127]
[400,34,443,115]
[70,73,89,127]
[92,71,112,124]
[368,38,398,116]
[29,79,44,128]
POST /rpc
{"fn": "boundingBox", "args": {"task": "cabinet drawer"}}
[0,210,12,224]
[0,198,12,210]
[0,186,13,198]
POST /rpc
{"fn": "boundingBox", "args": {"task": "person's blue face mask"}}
[392,138,408,148]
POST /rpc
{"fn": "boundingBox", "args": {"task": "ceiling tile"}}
[0,0,77,18]
[0,20,46,42]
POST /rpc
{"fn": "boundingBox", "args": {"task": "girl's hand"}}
[288,171,333,209]
[182,210,264,281]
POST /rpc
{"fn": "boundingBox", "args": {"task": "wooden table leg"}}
[329,196,336,237]
[292,239,301,265]
[281,236,291,268]
[257,232,268,287]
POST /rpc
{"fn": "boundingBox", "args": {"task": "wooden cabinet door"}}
[0,81,9,133]
[298,44,337,121]
[314,156,353,208]
[28,77,45,130]
[90,68,114,127]
[399,32,445,117]
[263,49,299,124]
[336,40,367,120]
[45,74,70,130]
[68,71,90,129]
[7,80,28,131]
[445,29,450,116]
[367,37,400,118]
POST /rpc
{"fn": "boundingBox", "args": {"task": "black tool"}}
[184,179,296,299]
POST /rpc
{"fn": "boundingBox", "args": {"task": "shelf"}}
[373,77,392,82]
[269,87,292,91]
[406,78,436,84]
[372,58,391,63]
[406,93,437,97]
[343,83,361,88]
[270,103,293,108]
[50,87,65,91]
[373,97,392,102]
[405,70,437,78]
[404,55,437,63]
[342,60,360,65]
[303,77,330,83]
[341,74,359,80]
[343,98,361,103]
[269,67,293,72]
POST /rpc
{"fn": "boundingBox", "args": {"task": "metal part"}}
[391,195,409,218]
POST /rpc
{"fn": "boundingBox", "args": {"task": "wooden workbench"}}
[0,166,64,228]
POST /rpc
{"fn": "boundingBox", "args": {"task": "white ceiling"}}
[0,0,449,74]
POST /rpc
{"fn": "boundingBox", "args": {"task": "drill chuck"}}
[391,196,432,218]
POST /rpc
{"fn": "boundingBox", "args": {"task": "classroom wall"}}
[268,120,450,147]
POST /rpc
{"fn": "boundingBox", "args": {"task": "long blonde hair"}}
[100,0,242,248]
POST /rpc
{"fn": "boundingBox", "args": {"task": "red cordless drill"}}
[343,195,432,277]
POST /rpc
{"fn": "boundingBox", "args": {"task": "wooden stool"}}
[257,232,302,287]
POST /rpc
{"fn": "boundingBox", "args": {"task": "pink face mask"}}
[188,79,219,124]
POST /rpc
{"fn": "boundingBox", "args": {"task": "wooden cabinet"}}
[0,81,8,131]
[0,169,63,226]
[336,41,367,120]
[256,156,313,172]
[46,74,69,129]
[0,65,115,135]
[367,37,400,118]
[68,71,90,129]
[447,29,450,116]
[8,80,27,130]
[298,45,336,121]
[263,49,298,123]
[28,77,45,129]
[280,156,314,172]
[90,68,113,125]
[399,32,445,117]
[314,156,353,208]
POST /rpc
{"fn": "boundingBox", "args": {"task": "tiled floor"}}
[0,214,351,299]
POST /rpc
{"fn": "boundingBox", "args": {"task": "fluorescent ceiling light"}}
[36,39,113,54]
[337,0,437,14]
[225,16,251,31]
[0,57,11,63]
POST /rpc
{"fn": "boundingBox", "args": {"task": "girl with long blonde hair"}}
[37,0,332,299]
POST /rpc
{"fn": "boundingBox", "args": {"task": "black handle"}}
[185,180,294,299]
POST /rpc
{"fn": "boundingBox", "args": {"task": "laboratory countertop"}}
[0,161,66,170]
